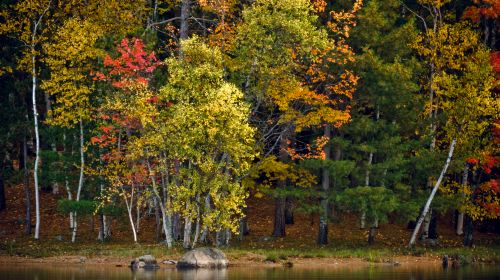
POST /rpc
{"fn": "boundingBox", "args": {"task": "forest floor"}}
[0,183,499,267]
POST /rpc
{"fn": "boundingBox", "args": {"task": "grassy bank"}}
[1,238,498,266]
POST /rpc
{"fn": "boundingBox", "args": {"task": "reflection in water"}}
[0,264,499,280]
[178,268,227,280]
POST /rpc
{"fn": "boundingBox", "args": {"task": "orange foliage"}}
[287,135,330,160]
[463,0,500,23]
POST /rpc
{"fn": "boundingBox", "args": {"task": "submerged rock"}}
[177,247,228,269]
[130,255,160,270]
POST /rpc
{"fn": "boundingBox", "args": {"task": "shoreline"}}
[0,254,445,268]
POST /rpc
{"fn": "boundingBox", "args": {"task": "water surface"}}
[0,263,499,279]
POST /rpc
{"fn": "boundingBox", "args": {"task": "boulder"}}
[130,255,159,270]
[177,248,228,269]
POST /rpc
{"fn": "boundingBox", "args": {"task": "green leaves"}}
[337,186,398,225]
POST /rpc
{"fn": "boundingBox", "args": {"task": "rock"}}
[130,255,160,270]
[258,236,275,242]
[421,238,439,246]
[177,247,228,269]
[392,261,400,266]
[79,257,87,263]
[162,260,177,265]
[54,235,64,241]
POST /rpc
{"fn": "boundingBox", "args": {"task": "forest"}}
[0,0,499,258]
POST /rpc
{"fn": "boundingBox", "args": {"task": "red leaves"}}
[464,0,500,23]
[491,52,500,79]
[147,95,159,104]
[95,37,161,89]
[100,125,114,134]
[467,157,479,165]
[467,155,497,174]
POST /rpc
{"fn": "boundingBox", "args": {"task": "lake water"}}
[0,264,499,280]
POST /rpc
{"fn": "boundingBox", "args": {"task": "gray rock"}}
[177,247,228,269]
[162,260,177,265]
[54,235,64,241]
[130,255,160,270]
[259,236,275,242]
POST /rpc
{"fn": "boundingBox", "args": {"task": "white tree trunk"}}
[146,158,173,248]
[365,152,373,187]
[409,139,457,246]
[123,185,138,243]
[32,51,41,240]
[30,0,51,242]
[360,211,366,229]
[71,120,85,243]
[65,179,74,230]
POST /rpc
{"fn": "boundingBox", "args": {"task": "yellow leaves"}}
[417,0,451,9]
[246,155,317,191]
[42,18,105,127]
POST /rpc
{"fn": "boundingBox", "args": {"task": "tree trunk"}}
[32,51,41,240]
[368,227,376,245]
[136,198,141,233]
[146,157,173,248]
[216,229,230,247]
[463,214,474,247]
[51,142,59,195]
[318,124,331,245]
[409,139,456,247]
[284,197,294,225]
[179,0,190,40]
[103,216,111,240]
[238,206,249,241]
[23,132,31,235]
[191,201,201,248]
[365,152,373,187]
[428,210,438,239]
[98,212,105,242]
[273,197,286,237]
[155,197,161,242]
[421,209,432,239]
[183,216,192,249]
[272,133,288,237]
[123,185,138,243]
[456,165,468,235]
[65,180,74,231]
[71,119,85,243]
[173,213,182,240]
[200,194,211,243]
[360,211,366,229]
[97,180,106,242]
[0,164,5,212]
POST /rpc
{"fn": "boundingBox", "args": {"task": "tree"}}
[337,186,398,244]
[409,22,499,246]
[335,0,423,237]
[156,36,256,248]
[0,0,54,240]
[233,0,353,238]
[93,37,161,244]
[42,18,104,242]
